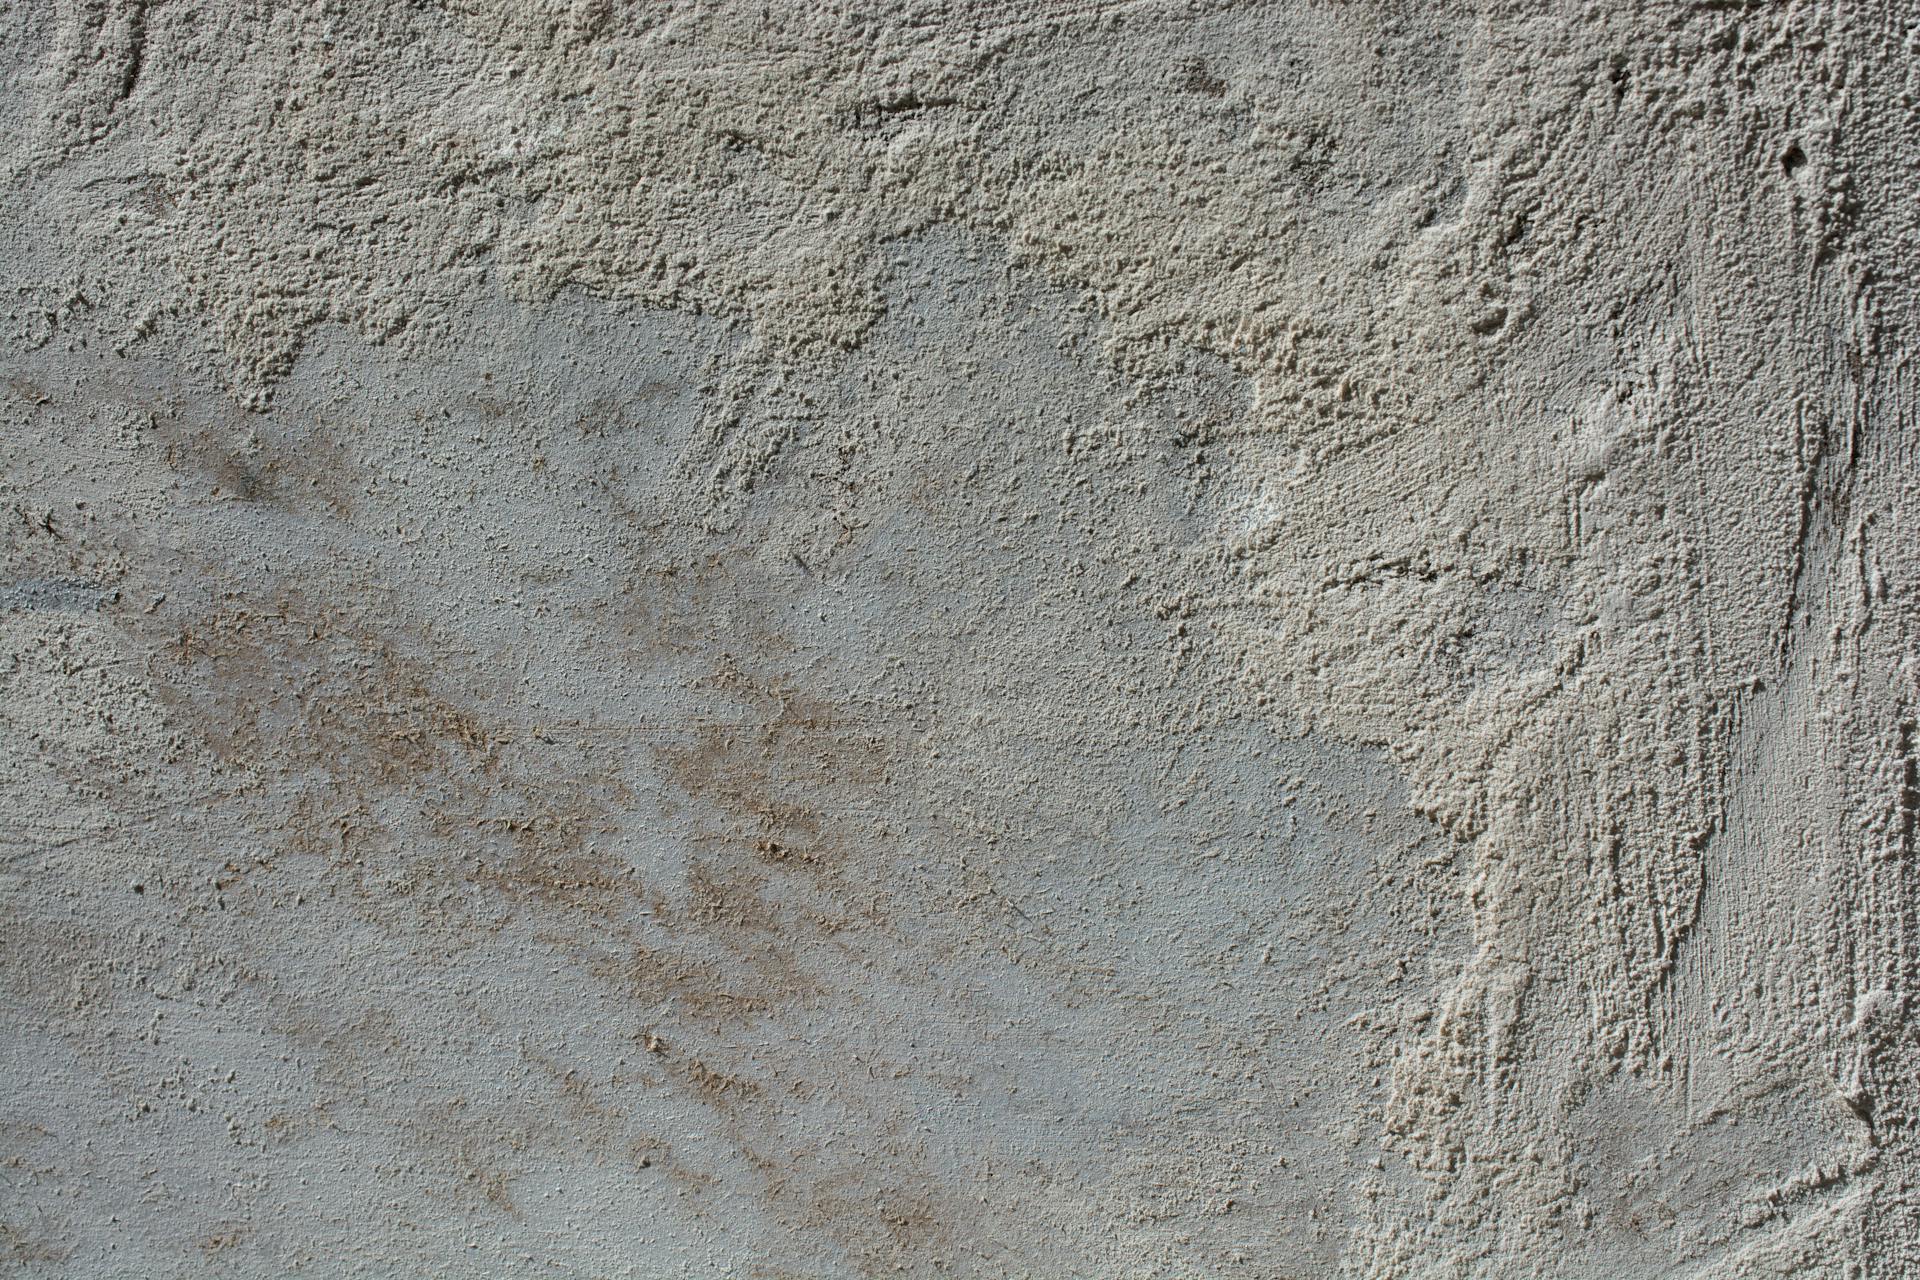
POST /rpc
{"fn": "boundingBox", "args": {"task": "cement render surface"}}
[4,2,1920,1276]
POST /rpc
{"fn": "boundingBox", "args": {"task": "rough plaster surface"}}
[4,2,1920,1276]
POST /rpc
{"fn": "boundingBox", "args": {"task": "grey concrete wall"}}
[4,3,1919,1276]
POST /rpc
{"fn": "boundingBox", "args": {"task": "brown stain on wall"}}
[152,402,360,519]
[147,589,498,786]
[71,498,969,1273]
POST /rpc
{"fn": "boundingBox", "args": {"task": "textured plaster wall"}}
[4,2,1920,1276]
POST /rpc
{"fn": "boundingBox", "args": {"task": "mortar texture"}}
[4,2,1920,1277]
